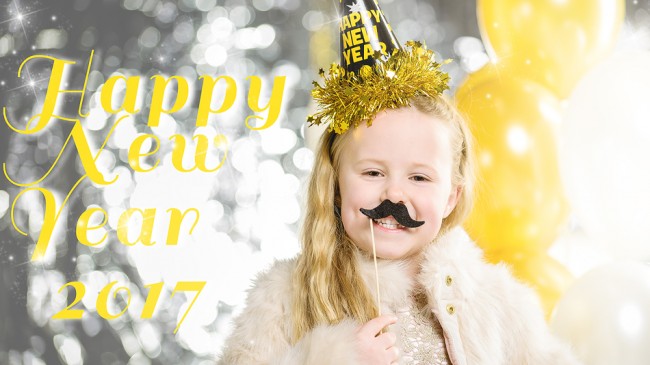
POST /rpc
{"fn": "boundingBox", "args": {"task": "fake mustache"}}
[359,200,425,228]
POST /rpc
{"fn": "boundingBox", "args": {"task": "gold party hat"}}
[307,0,450,134]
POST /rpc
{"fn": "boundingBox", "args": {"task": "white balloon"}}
[551,262,650,365]
[559,51,650,261]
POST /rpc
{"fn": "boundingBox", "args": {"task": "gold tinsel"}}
[307,41,450,134]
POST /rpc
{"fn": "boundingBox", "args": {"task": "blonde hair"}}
[291,95,474,342]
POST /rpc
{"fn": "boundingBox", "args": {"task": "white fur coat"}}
[218,228,581,365]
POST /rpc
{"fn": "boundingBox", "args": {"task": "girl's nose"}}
[381,180,405,204]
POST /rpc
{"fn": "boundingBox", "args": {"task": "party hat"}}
[338,0,401,73]
[307,0,450,134]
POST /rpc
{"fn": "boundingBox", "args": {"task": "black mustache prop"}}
[359,200,425,228]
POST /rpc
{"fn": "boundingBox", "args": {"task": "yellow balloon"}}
[477,0,624,98]
[454,62,509,103]
[457,73,570,253]
[486,251,574,320]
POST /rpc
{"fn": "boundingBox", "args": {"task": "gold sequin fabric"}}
[395,293,451,365]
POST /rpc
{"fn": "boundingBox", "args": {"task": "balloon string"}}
[369,218,381,316]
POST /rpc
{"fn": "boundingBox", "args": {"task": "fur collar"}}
[356,227,479,310]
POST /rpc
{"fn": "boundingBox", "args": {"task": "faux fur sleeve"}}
[273,319,361,365]
[495,270,582,365]
[419,229,582,365]
[217,259,361,365]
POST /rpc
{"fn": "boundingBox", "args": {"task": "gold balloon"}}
[454,62,508,103]
[477,0,624,98]
[486,251,574,320]
[457,72,570,253]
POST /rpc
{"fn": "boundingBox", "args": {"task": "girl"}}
[217,95,581,365]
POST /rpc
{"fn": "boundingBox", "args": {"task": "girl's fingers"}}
[359,315,397,337]
[376,331,397,349]
[390,346,400,360]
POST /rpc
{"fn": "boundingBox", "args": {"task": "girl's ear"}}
[443,185,462,218]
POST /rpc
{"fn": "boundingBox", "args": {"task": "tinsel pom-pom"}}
[307,41,450,134]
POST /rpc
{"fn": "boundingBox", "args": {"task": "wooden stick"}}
[369,218,381,316]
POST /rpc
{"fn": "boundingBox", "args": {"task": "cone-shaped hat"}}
[339,0,401,74]
[307,1,450,134]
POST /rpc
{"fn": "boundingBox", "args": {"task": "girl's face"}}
[337,107,459,261]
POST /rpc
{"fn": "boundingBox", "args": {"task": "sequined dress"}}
[394,292,451,365]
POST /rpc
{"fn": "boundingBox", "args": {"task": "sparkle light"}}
[2,1,49,41]
[507,125,530,155]
[2,1,51,102]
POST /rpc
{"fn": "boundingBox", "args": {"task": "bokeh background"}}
[1,0,649,364]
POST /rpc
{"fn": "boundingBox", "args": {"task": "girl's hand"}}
[355,315,400,364]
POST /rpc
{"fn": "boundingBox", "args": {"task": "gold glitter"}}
[308,41,450,134]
